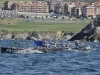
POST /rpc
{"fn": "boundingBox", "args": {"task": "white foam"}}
[85,46,90,50]
[94,40,99,42]
[15,49,43,54]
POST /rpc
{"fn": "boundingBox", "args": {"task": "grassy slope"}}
[0,21,88,33]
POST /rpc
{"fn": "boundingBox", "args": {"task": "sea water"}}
[0,40,100,75]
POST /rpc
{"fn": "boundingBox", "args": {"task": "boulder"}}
[94,27,100,36]
[38,32,56,40]
[12,33,28,40]
[5,33,12,39]
[94,27,100,40]
[63,35,72,40]
[56,31,65,39]
[69,16,100,41]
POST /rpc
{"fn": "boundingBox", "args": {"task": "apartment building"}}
[73,7,82,17]
[94,1,100,5]
[81,3,100,18]
[75,1,90,7]
[48,1,67,15]
[16,1,49,13]
[4,0,49,13]
[95,5,100,15]
[82,4,95,17]
[48,1,57,12]
[67,2,76,15]
[48,1,90,16]
[3,0,100,17]
[4,0,14,10]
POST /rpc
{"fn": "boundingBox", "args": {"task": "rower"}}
[27,46,32,50]
[19,46,25,50]
[74,40,79,48]
[11,46,14,50]
[63,42,69,49]
[45,43,49,48]
[10,46,16,53]
[54,42,57,50]
[88,40,91,45]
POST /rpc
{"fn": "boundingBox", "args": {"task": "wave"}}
[15,49,43,54]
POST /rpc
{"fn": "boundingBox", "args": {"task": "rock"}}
[38,32,56,40]
[69,16,100,41]
[27,31,39,40]
[0,30,72,40]
[94,27,100,36]
[94,27,100,41]
[29,36,38,40]
[18,33,28,40]
[5,33,12,39]
[12,33,28,40]
[63,35,72,40]
[56,31,65,39]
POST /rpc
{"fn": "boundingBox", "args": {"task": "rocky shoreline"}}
[1,16,100,41]
[0,31,73,40]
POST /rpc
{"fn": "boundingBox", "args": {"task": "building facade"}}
[73,7,82,17]
[4,0,49,13]
[82,5,95,17]
[4,0,14,10]
[3,0,100,17]
[16,1,49,13]
[48,1,67,15]
[95,5,100,16]
[82,4,100,18]
[67,3,76,15]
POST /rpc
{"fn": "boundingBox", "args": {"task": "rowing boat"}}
[1,44,91,53]
[1,47,43,54]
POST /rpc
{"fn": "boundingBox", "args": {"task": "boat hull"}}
[1,47,44,54]
[1,47,18,53]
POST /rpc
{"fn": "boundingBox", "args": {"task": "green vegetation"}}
[0,17,21,25]
[0,21,88,33]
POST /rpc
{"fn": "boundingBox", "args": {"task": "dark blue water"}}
[0,40,100,75]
